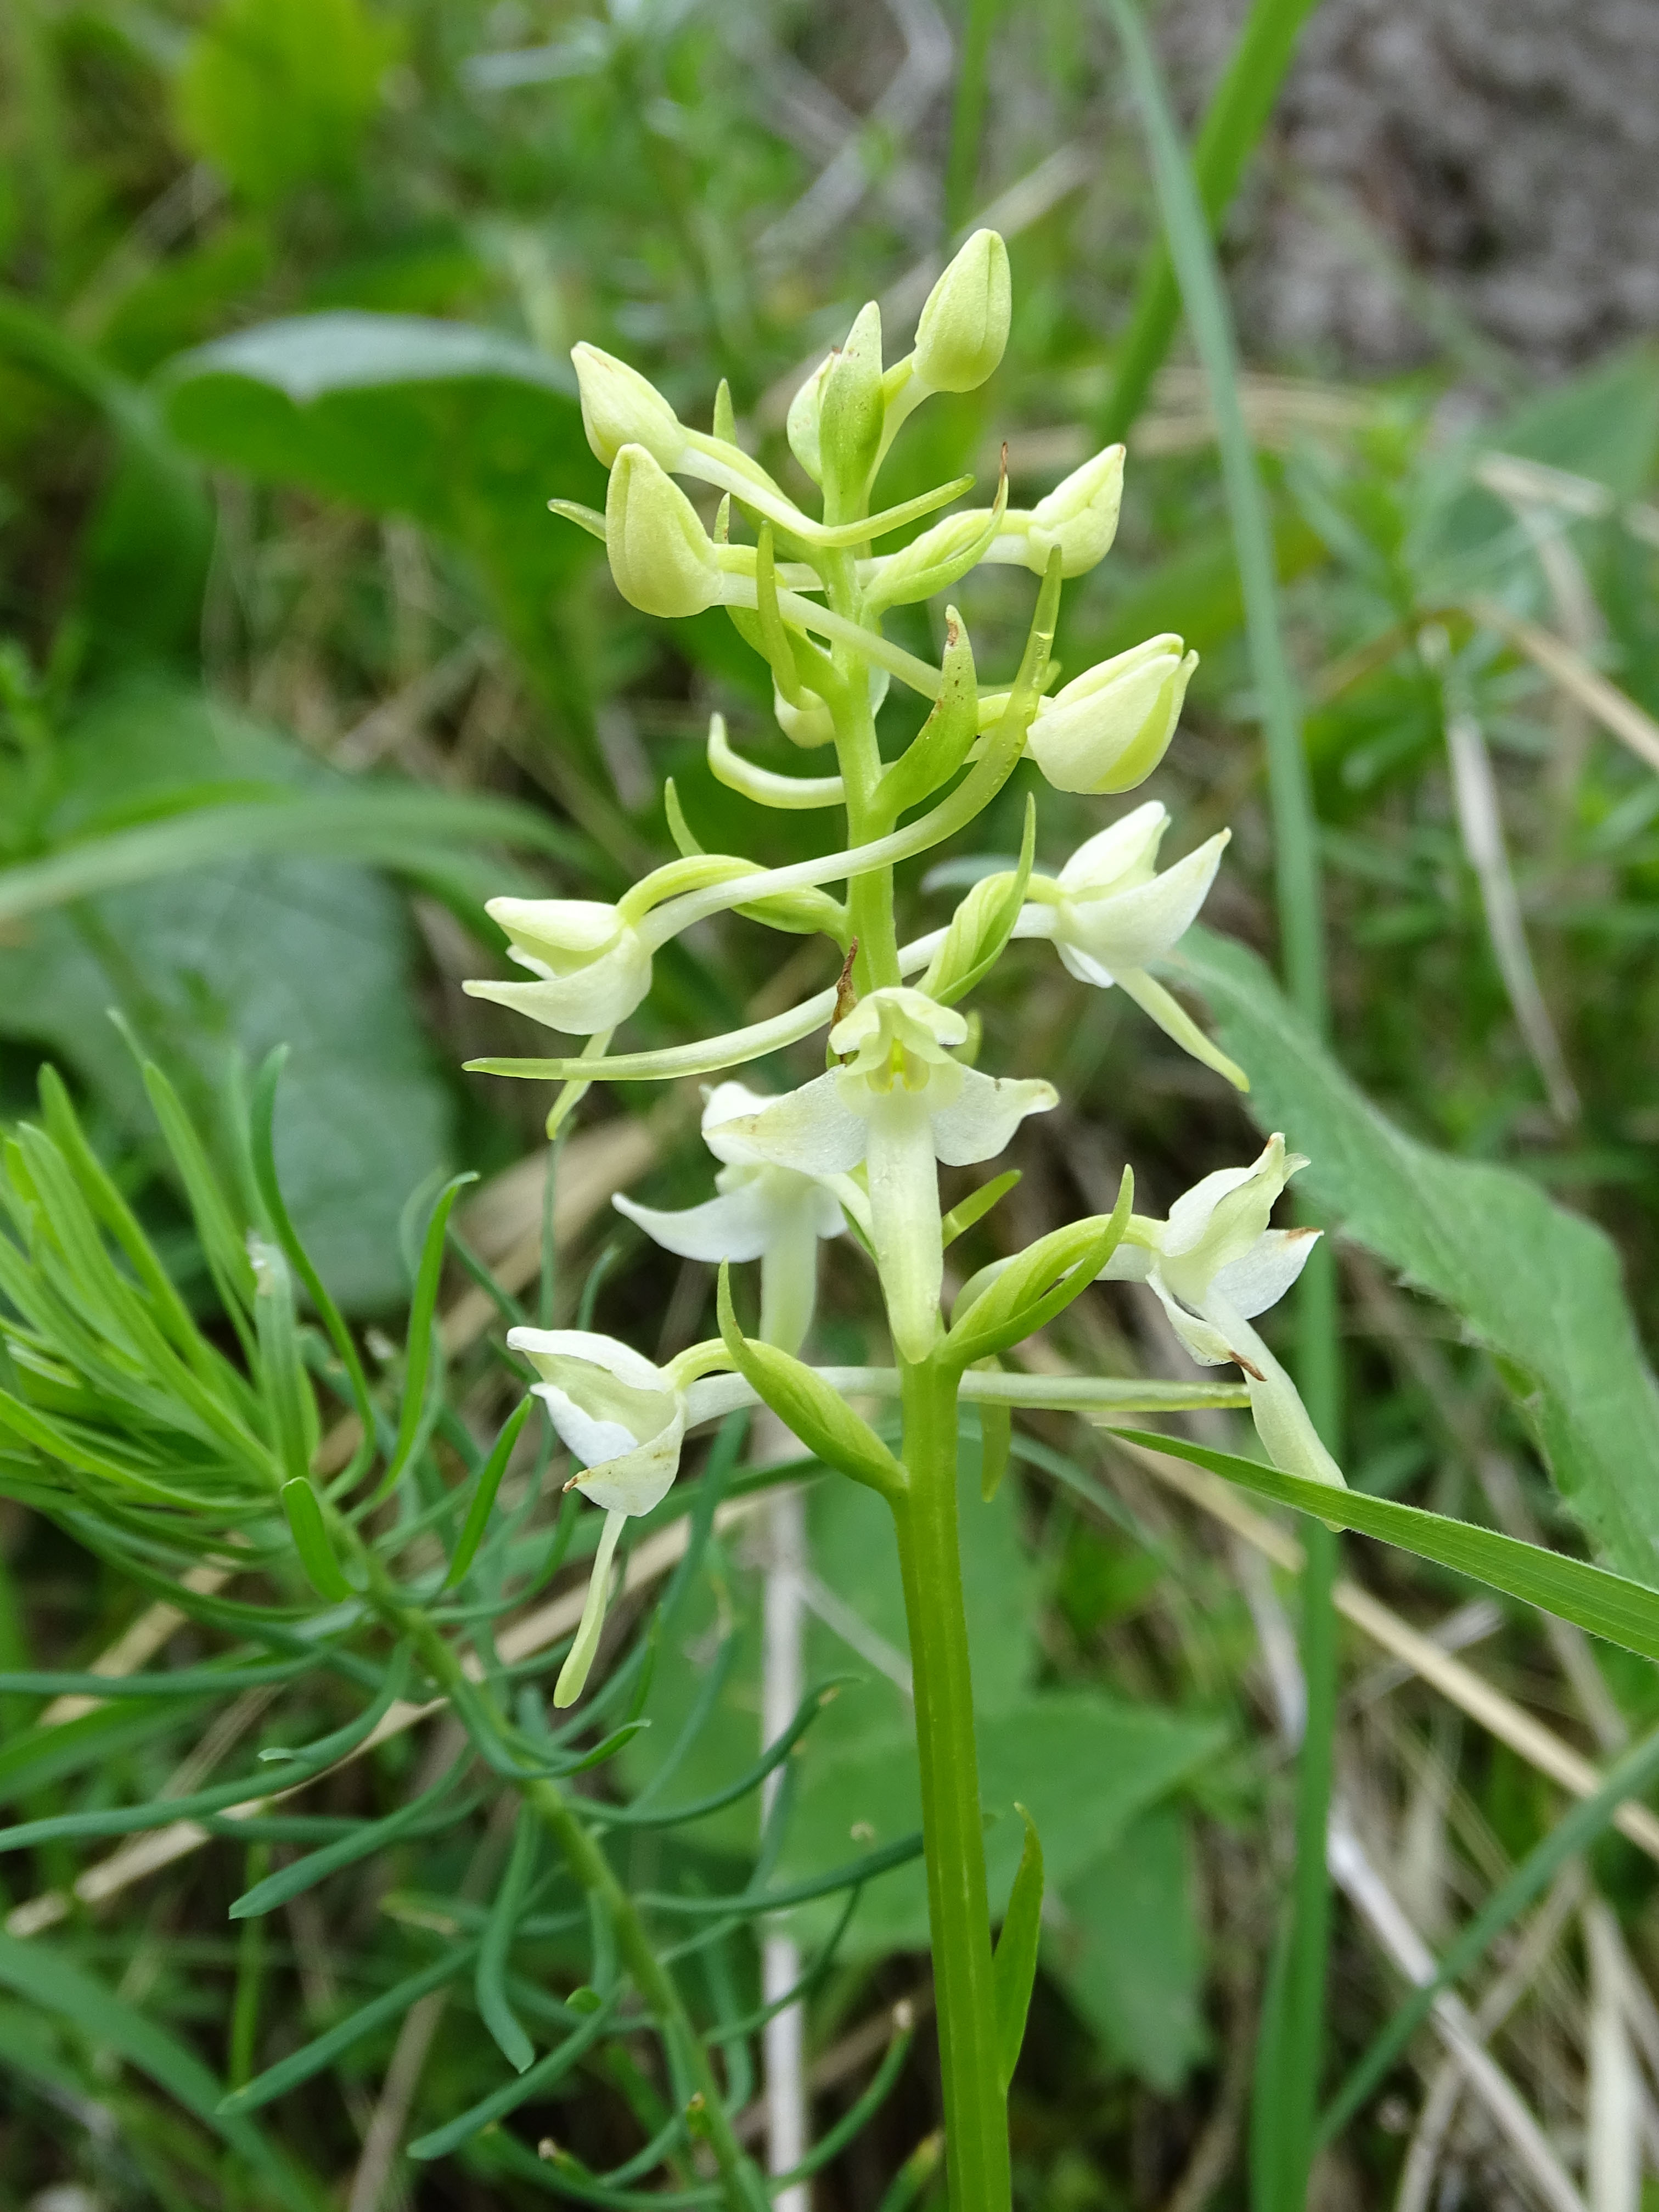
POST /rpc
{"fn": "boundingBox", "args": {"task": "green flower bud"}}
[1027,634,1197,795]
[773,682,836,748]
[818,301,885,511]
[991,446,1126,579]
[786,355,831,486]
[571,343,684,469]
[913,229,1011,395]
[604,445,722,619]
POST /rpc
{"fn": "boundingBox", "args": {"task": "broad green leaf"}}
[1048,1804,1206,2092]
[992,1804,1044,2091]
[1177,927,1659,1577]
[176,0,400,207]
[776,1688,1224,1957]
[162,312,606,690]
[0,688,459,1310]
[0,1930,319,2211]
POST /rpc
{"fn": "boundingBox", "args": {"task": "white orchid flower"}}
[465,897,651,1036]
[507,1327,748,1703]
[1103,1136,1343,1489]
[1013,805,1244,1088]
[1026,635,1198,796]
[706,987,1055,1363]
[613,1081,845,1355]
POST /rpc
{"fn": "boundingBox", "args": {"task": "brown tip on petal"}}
[1287,1226,1320,1243]
[946,614,960,647]
[834,940,859,1038]
[561,1469,586,1493]
[1230,1350,1266,1381]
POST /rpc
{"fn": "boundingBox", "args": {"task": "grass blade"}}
[1097,0,1324,443]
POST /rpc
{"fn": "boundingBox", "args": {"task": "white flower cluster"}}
[463,231,1341,1703]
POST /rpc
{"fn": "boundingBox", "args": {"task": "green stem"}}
[891,1356,1009,2212]
[823,546,902,990]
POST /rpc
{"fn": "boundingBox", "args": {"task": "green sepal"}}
[920,794,1036,1006]
[717,1265,904,1499]
[941,1169,1021,1248]
[547,498,606,544]
[876,609,980,819]
[280,1476,353,1602]
[992,1802,1044,2092]
[653,782,847,942]
[755,523,837,703]
[944,1169,1133,1368]
[818,300,884,514]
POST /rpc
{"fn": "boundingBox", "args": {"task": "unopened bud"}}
[818,301,885,510]
[1027,634,1197,795]
[913,229,1011,394]
[1000,445,1125,579]
[786,355,831,486]
[604,445,722,619]
[571,344,683,469]
[773,683,836,748]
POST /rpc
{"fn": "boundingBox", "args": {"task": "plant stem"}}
[824,544,902,990]
[891,1355,1009,2212]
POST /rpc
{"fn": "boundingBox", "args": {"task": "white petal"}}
[757,1180,831,1354]
[1056,802,1169,895]
[507,1328,665,1394]
[613,1184,776,1263]
[705,1070,868,1176]
[1098,1242,1152,1283]
[701,1079,772,1144]
[569,1398,686,1516]
[929,1065,1058,1167]
[1148,1276,1234,1367]
[862,1088,946,1361]
[464,932,651,1034]
[1055,940,1118,989]
[532,1383,638,1469]
[1059,833,1226,973]
[1160,1135,1304,1306]
[487,896,619,959]
[1211,1227,1321,1320]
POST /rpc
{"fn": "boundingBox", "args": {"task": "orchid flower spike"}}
[465,897,651,1036]
[614,1081,845,1355]
[507,1329,748,1702]
[1103,1136,1344,1489]
[1015,805,1243,1087]
[706,987,1055,1362]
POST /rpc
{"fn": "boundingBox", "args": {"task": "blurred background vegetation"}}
[5,0,1659,2206]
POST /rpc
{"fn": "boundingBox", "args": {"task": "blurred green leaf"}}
[162,312,607,703]
[176,0,401,207]
[1047,1805,1206,2092]
[0,1929,321,2210]
[0,688,459,1310]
